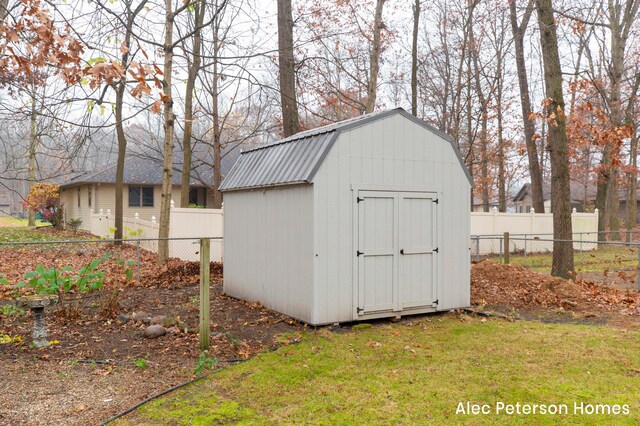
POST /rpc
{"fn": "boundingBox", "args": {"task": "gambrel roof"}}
[220,108,472,192]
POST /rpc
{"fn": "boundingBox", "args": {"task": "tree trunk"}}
[627,133,638,233]
[0,0,8,21]
[496,50,506,212]
[113,0,145,243]
[114,82,126,243]
[277,0,299,136]
[470,15,489,212]
[411,0,420,116]
[364,0,386,114]
[28,90,37,227]
[536,0,574,278]
[509,0,544,213]
[158,0,176,264]
[180,0,205,208]
[211,10,222,209]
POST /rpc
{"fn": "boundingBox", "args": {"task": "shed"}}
[220,108,472,325]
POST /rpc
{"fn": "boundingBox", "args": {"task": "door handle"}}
[400,249,404,255]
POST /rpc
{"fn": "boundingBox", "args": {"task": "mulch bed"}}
[471,261,640,319]
[0,264,301,425]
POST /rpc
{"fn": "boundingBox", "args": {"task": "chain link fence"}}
[471,232,640,291]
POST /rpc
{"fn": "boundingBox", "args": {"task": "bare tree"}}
[536,0,574,278]
[180,0,206,207]
[364,0,386,113]
[509,0,545,213]
[277,0,299,136]
[411,0,420,116]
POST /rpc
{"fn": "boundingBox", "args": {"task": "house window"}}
[189,188,198,205]
[129,187,154,207]
[77,187,81,208]
[525,206,531,213]
[88,186,92,208]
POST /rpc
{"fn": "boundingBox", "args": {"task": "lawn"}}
[0,216,48,228]
[493,245,638,274]
[118,316,640,425]
[0,225,89,243]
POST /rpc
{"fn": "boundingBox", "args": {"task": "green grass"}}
[118,316,640,425]
[0,217,48,227]
[491,245,638,274]
[0,226,85,243]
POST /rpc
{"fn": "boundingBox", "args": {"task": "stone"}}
[118,314,130,324]
[166,326,179,334]
[162,317,179,328]
[150,315,167,325]
[143,325,166,339]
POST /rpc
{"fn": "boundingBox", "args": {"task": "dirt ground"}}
[0,277,302,425]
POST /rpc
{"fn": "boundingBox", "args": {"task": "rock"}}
[131,312,152,324]
[150,315,167,325]
[118,314,130,324]
[143,325,166,339]
[162,317,179,328]
[166,326,179,334]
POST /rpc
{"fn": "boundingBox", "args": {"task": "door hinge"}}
[433,299,439,305]
[433,198,439,204]
[434,247,439,253]
[357,307,364,314]
[357,197,364,203]
[357,251,364,256]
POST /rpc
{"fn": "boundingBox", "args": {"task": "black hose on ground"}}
[98,358,247,425]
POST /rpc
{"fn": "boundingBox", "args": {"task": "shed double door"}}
[356,191,438,315]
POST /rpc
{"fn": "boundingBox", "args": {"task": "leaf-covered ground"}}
[117,316,640,425]
[471,260,640,320]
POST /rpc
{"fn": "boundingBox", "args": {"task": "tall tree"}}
[411,0,420,116]
[536,0,574,278]
[509,0,545,213]
[277,0,299,136]
[606,0,640,239]
[180,0,206,207]
[364,0,386,113]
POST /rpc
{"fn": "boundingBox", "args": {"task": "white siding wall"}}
[223,185,315,323]
[62,184,196,230]
[312,115,471,324]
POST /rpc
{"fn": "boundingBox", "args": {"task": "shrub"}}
[66,218,83,233]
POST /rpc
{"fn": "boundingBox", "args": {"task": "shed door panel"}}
[358,192,397,313]
[399,193,437,309]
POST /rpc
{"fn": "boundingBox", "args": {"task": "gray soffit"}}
[220,108,473,192]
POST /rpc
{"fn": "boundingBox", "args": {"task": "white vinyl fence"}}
[89,201,223,262]
[471,207,599,254]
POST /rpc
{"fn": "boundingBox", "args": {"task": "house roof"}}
[513,182,597,203]
[220,108,472,192]
[60,145,243,189]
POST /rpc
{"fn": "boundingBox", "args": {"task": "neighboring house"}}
[472,196,499,212]
[513,182,595,213]
[59,156,228,227]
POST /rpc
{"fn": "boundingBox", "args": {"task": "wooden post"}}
[199,238,210,351]
[504,232,510,264]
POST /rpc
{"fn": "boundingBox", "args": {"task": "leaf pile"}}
[471,261,640,315]
[0,243,222,300]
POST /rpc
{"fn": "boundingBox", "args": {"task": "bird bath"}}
[17,295,59,348]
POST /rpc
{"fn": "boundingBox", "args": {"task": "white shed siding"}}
[223,184,315,323]
[311,114,470,324]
